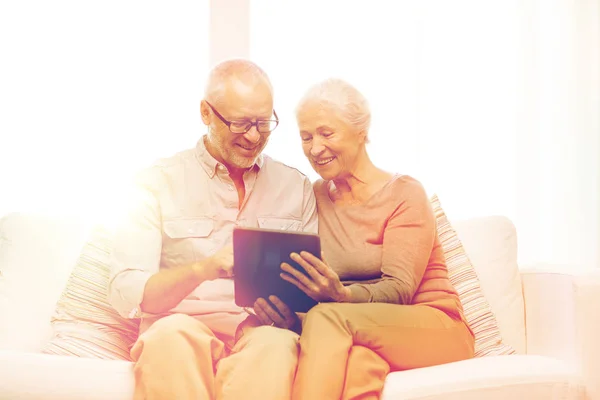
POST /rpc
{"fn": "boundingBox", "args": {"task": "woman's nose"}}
[310,141,325,157]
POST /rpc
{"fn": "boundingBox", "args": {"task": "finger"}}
[300,251,336,278]
[253,299,273,325]
[256,298,286,326]
[223,264,234,276]
[281,262,314,288]
[269,295,295,323]
[280,271,315,298]
[219,267,233,278]
[289,252,321,279]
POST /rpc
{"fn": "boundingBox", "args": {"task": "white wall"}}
[247,0,600,268]
[1,0,598,269]
[0,1,209,221]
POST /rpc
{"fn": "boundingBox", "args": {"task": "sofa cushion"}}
[452,216,526,355]
[0,350,134,400]
[0,213,88,352]
[431,195,514,357]
[42,227,139,360]
[381,355,586,400]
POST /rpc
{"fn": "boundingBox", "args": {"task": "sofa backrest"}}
[0,212,527,355]
[0,213,89,352]
[453,216,526,354]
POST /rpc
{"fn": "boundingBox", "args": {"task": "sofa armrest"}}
[573,270,600,400]
[521,265,600,399]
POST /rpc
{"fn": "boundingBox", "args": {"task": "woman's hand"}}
[281,251,351,303]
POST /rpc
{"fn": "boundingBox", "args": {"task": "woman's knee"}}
[303,303,352,331]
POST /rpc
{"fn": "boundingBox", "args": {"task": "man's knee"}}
[141,313,212,344]
[240,326,299,354]
[133,314,225,364]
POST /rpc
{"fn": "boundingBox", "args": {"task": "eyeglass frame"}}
[204,101,279,134]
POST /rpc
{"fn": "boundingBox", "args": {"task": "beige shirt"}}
[108,136,318,321]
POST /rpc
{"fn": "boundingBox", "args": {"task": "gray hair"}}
[296,78,371,141]
[204,58,273,104]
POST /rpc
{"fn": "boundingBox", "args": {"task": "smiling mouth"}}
[314,157,335,166]
[237,144,257,151]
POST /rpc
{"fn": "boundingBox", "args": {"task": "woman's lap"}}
[302,302,474,370]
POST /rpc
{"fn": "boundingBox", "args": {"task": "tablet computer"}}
[233,226,320,313]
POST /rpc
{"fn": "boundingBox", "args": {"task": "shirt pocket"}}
[257,216,302,231]
[162,218,215,267]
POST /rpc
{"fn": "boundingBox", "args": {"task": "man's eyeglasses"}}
[205,101,279,134]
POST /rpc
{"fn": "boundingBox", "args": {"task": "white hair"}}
[296,78,371,141]
[204,58,273,104]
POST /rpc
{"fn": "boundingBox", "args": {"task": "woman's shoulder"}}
[386,174,430,206]
[312,179,329,196]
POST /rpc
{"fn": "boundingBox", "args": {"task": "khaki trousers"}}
[292,302,475,400]
[130,313,299,400]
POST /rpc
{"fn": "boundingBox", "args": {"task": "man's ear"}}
[200,100,211,126]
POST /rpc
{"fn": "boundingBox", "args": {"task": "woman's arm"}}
[345,179,436,304]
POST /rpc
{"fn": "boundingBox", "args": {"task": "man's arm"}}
[108,184,230,318]
[139,246,233,315]
[302,176,319,234]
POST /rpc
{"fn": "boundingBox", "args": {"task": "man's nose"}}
[243,126,261,144]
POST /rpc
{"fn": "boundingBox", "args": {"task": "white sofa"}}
[0,211,598,399]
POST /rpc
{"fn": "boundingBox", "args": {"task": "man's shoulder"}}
[148,147,195,171]
[134,147,196,189]
[261,155,311,184]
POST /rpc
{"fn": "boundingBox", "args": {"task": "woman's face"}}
[297,101,363,181]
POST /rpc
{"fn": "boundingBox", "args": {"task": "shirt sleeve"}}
[107,181,163,319]
[347,179,435,304]
[301,175,319,234]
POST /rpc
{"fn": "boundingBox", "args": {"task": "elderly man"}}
[108,59,317,400]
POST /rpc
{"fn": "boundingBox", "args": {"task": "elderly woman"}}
[278,79,475,399]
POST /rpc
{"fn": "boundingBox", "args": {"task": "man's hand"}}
[194,244,234,281]
[253,295,300,332]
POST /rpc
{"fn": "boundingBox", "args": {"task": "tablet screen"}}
[233,227,320,313]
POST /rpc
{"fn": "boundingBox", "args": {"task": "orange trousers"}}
[130,313,299,400]
[292,302,475,400]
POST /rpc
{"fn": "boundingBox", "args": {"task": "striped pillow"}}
[42,226,138,360]
[431,194,515,357]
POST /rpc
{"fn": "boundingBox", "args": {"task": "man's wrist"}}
[192,258,214,282]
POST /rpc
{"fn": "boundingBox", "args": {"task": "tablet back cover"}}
[233,227,320,313]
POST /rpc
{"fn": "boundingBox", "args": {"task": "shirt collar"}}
[195,135,264,178]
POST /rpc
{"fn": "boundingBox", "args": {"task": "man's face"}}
[202,78,273,171]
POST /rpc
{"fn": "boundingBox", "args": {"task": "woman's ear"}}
[357,129,368,144]
[200,100,211,126]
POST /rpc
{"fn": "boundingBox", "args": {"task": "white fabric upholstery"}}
[574,270,600,400]
[0,350,134,400]
[521,268,600,400]
[0,212,597,399]
[521,270,578,363]
[452,216,526,354]
[0,213,89,352]
[381,355,586,400]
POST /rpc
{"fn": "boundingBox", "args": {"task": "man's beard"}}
[209,130,266,169]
